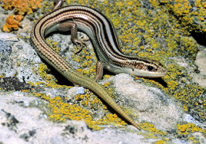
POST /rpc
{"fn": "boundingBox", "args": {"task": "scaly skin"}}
[30,33,141,130]
[30,5,141,130]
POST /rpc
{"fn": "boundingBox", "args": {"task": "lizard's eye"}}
[147,66,156,71]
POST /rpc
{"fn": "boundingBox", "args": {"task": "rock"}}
[112,74,183,131]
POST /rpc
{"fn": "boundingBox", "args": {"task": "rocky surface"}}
[0,33,205,143]
[1,0,206,143]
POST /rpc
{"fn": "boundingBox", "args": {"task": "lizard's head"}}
[125,58,167,78]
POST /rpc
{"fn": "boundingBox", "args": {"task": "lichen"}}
[174,122,206,143]
[0,0,43,32]
[2,0,206,142]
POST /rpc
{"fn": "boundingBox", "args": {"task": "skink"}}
[30,0,167,131]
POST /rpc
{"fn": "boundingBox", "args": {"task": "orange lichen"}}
[2,14,23,32]
[0,0,42,15]
[1,0,43,32]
